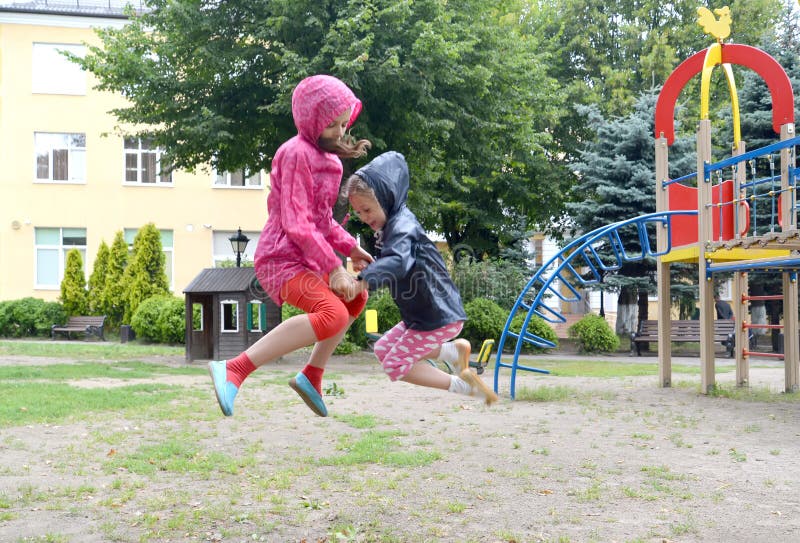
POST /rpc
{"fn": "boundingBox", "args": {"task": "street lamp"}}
[228,227,250,267]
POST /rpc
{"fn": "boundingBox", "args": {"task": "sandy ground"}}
[1,348,799,542]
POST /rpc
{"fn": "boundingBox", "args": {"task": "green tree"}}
[525,0,782,167]
[123,223,170,323]
[87,240,110,316]
[73,0,569,257]
[60,249,88,316]
[567,90,696,334]
[102,231,130,329]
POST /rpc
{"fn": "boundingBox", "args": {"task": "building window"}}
[124,138,172,185]
[247,301,264,332]
[35,227,87,289]
[221,300,238,332]
[212,230,260,267]
[213,168,262,188]
[32,43,86,95]
[124,228,174,288]
[35,132,86,183]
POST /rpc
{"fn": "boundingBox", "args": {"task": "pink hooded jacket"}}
[254,75,362,305]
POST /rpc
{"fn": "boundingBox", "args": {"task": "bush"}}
[568,314,620,353]
[462,297,507,347]
[0,298,67,338]
[131,295,185,344]
[510,313,558,353]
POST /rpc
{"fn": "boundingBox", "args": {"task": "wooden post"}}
[780,123,798,392]
[655,135,672,387]
[697,120,716,394]
[732,141,749,387]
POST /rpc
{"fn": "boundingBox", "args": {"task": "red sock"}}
[301,364,324,394]
[226,352,256,387]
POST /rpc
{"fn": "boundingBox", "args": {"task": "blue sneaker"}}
[208,360,238,416]
[289,372,328,417]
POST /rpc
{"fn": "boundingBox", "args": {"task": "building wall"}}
[0,11,269,302]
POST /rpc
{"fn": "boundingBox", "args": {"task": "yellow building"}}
[0,2,269,303]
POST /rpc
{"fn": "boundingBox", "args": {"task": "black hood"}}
[354,151,409,217]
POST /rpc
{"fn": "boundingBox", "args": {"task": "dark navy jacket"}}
[356,151,467,330]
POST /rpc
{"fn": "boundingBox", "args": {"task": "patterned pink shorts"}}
[373,321,464,381]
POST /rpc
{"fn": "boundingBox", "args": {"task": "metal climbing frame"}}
[493,210,697,399]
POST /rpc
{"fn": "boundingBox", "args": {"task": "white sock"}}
[439,342,459,363]
[448,375,472,395]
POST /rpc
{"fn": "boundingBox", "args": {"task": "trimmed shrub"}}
[568,314,620,353]
[60,248,87,316]
[0,298,67,338]
[124,223,170,323]
[462,297,507,347]
[131,295,185,344]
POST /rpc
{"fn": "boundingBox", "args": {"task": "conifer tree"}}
[60,249,88,316]
[568,90,695,333]
[123,223,170,323]
[102,231,129,329]
[87,241,110,316]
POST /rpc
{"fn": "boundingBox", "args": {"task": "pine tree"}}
[123,223,170,323]
[568,89,695,333]
[102,231,129,329]
[60,249,87,316]
[87,241,110,316]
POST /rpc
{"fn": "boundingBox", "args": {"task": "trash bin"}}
[120,325,135,343]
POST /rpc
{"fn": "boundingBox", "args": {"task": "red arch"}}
[655,44,794,146]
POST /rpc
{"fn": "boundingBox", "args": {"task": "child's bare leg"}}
[307,315,356,369]
[244,313,317,367]
[399,362,452,390]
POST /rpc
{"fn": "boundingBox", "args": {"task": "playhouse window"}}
[248,300,264,332]
[221,300,238,332]
[192,303,203,331]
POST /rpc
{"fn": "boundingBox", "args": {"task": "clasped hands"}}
[329,245,373,302]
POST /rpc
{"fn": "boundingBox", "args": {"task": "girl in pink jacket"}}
[209,75,373,418]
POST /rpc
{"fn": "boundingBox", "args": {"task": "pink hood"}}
[291,75,363,143]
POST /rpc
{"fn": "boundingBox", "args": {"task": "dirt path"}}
[1,350,799,542]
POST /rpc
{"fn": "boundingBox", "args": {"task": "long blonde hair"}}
[319,133,372,159]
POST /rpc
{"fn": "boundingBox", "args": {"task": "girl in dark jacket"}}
[345,151,497,404]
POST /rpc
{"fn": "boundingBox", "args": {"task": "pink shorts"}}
[373,321,464,381]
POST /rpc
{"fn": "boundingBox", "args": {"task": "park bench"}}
[51,316,106,341]
[631,319,736,356]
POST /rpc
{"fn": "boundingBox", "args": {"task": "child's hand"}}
[350,245,374,272]
[329,266,358,301]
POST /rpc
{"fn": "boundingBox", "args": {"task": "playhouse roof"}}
[183,267,260,294]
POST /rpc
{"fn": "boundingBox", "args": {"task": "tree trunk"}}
[615,286,638,336]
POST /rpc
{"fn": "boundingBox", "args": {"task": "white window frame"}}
[220,299,239,333]
[123,137,172,185]
[34,132,86,184]
[212,167,263,188]
[212,230,259,267]
[32,43,86,96]
[34,227,87,290]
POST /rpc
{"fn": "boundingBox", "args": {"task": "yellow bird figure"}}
[697,6,732,41]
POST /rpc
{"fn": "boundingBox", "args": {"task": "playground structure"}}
[494,11,799,399]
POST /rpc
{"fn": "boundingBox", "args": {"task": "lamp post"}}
[228,227,250,267]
